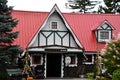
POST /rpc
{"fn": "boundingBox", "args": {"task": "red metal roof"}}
[12,10,120,52]
[12,10,48,49]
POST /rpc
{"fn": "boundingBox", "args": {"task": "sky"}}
[7,0,104,13]
[7,0,72,12]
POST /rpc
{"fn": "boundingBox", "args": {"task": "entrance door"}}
[47,54,61,77]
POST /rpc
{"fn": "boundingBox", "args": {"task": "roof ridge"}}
[12,10,49,13]
[12,10,120,16]
[63,12,120,16]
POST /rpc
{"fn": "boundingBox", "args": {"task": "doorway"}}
[46,53,61,77]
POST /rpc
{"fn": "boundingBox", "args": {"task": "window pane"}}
[51,22,57,29]
[86,55,92,62]
[100,31,109,39]
[32,55,41,64]
[65,54,77,66]
[70,56,75,64]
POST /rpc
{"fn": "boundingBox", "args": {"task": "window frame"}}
[50,21,58,29]
[84,54,94,64]
[100,31,109,39]
[31,54,43,66]
[65,54,77,67]
[98,30,111,42]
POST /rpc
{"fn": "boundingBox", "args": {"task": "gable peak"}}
[49,4,62,15]
[100,20,115,30]
[92,19,115,31]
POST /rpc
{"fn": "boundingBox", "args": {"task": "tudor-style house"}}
[12,5,120,78]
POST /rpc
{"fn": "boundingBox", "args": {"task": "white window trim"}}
[31,54,43,66]
[98,30,111,42]
[65,54,77,67]
[50,21,59,30]
[84,54,94,64]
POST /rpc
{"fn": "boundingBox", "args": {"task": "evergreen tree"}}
[69,0,91,13]
[100,33,120,79]
[0,0,22,67]
[98,0,120,14]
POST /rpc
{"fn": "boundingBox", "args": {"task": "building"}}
[12,4,120,78]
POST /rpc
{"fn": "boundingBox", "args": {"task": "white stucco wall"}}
[30,12,78,48]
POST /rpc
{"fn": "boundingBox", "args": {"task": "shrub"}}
[86,72,94,79]
[0,71,8,80]
[100,33,120,78]
[112,69,120,80]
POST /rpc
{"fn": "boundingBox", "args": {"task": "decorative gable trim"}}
[28,4,84,50]
[97,20,115,30]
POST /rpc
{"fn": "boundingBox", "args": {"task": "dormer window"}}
[94,20,115,42]
[51,21,58,29]
[100,31,109,39]
[98,30,111,42]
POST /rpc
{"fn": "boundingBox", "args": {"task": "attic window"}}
[51,21,58,29]
[98,30,111,42]
[100,31,109,39]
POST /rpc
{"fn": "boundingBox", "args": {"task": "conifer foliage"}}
[69,0,91,13]
[0,0,22,67]
[98,0,120,14]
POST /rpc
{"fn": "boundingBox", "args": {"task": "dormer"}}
[94,20,115,42]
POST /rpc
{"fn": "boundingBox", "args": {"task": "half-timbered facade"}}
[12,5,120,78]
[27,5,84,78]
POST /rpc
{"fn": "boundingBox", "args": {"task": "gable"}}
[96,20,115,30]
[42,11,68,31]
[27,5,83,50]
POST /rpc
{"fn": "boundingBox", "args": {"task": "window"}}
[100,31,109,39]
[86,55,92,62]
[32,54,42,65]
[84,54,94,64]
[65,54,77,67]
[98,30,111,42]
[51,22,57,29]
[70,56,76,64]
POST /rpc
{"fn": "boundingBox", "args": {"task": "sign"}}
[45,49,67,53]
